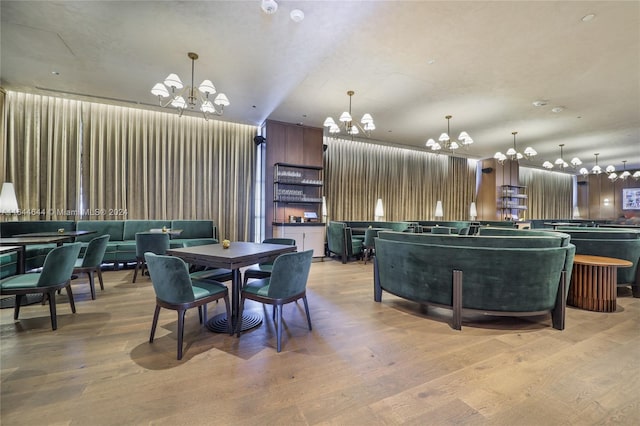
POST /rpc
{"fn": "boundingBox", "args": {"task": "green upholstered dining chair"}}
[72,234,110,300]
[242,238,297,286]
[0,243,82,330]
[458,227,470,236]
[133,232,169,283]
[237,250,313,353]
[145,252,232,360]
[181,239,233,284]
[362,228,381,265]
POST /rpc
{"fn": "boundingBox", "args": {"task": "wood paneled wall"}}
[576,173,639,220]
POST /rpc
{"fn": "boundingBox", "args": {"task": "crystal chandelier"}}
[494,131,536,164]
[426,115,473,152]
[323,91,375,137]
[542,144,581,169]
[151,52,229,120]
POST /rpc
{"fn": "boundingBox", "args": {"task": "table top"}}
[0,236,70,245]
[14,230,96,238]
[573,254,633,268]
[167,242,297,270]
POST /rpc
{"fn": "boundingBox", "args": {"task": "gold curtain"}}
[3,91,81,220]
[324,138,477,221]
[3,90,257,240]
[520,167,573,219]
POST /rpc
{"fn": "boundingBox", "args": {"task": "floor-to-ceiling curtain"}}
[3,91,81,220]
[520,167,573,219]
[324,138,477,221]
[3,90,257,240]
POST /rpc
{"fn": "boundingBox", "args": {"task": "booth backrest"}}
[170,220,216,240]
[123,220,171,240]
[377,231,567,248]
[76,220,125,242]
[0,220,75,237]
[344,221,414,232]
[477,227,571,246]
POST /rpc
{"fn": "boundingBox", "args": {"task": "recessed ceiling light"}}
[427,59,436,65]
[51,70,60,75]
[581,13,596,22]
[551,106,564,113]
[290,9,304,23]
[532,100,548,107]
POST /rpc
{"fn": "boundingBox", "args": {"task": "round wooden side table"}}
[568,254,633,312]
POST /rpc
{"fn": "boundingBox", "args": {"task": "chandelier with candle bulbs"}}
[151,52,229,120]
[426,115,473,152]
[324,91,375,137]
[494,131,536,164]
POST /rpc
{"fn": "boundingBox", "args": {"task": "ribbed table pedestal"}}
[568,255,632,312]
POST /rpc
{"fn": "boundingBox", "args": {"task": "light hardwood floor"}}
[1,258,639,425]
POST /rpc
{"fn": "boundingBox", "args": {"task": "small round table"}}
[568,254,633,312]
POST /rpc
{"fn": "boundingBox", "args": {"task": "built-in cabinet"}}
[498,185,527,220]
[273,224,325,257]
[273,163,323,221]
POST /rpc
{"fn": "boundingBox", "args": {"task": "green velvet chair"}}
[181,239,233,284]
[362,228,382,264]
[133,232,169,283]
[72,235,110,300]
[242,238,297,286]
[237,250,313,352]
[431,226,452,234]
[0,243,82,330]
[145,252,232,360]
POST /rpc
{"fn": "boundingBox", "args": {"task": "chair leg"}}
[198,306,203,324]
[276,304,283,353]
[302,296,312,331]
[13,294,23,320]
[177,309,186,360]
[47,290,58,330]
[87,271,96,300]
[132,259,140,283]
[96,268,105,291]
[149,305,161,343]
[66,283,76,313]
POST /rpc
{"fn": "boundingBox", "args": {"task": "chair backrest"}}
[263,238,296,246]
[80,234,110,267]
[144,253,195,303]
[259,238,296,266]
[135,232,169,257]
[363,228,380,247]
[37,243,82,287]
[266,250,313,299]
[458,227,470,236]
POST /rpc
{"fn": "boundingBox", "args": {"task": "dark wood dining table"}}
[167,241,297,333]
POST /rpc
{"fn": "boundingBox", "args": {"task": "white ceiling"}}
[2,0,639,172]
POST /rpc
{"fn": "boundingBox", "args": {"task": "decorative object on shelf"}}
[0,182,19,216]
[323,90,375,137]
[434,201,444,219]
[494,131,536,164]
[542,144,581,170]
[374,198,384,221]
[151,52,229,120]
[469,202,478,221]
[426,115,473,152]
[261,0,278,14]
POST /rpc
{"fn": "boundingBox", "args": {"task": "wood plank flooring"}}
[1,258,639,425]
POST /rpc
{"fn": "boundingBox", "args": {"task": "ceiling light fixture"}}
[290,9,304,22]
[323,90,375,137]
[261,0,278,14]
[151,52,229,120]
[591,153,602,175]
[620,161,632,180]
[494,131,536,164]
[543,144,581,170]
[426,115,473,152]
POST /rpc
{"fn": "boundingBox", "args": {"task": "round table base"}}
[206,312,263,333]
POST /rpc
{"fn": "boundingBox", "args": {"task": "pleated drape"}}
[4,91,81,220]
[520,167,573,219]
[324,138,477,221]
[3,90,257,240]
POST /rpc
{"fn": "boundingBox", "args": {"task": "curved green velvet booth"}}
[373,233,575,330]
